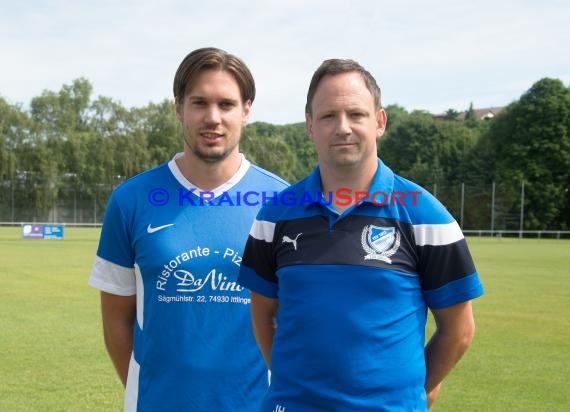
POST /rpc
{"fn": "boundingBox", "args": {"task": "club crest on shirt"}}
[361,225,400,263]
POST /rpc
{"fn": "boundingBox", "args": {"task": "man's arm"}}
[100,291,137,387]
[424,301,476,408]
[250,291,278,369]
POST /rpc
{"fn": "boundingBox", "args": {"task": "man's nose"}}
[334,113,351,136]
[204,105,222,124]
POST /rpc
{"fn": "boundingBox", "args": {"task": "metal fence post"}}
[460,182,465,229]
[491,181,495,236]
[519,179,525,239]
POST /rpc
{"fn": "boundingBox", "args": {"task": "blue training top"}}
[238,158,484,412]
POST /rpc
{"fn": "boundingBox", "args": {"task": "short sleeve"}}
[88,192,136,295]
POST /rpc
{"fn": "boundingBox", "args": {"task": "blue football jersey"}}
[89,154,287,411]
[239,159,484,411]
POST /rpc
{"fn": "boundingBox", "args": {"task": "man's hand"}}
[426,382,442,409]
[424,301,476,409]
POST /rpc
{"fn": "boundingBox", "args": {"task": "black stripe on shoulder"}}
[242,236,277,284]
[417,239,476,290]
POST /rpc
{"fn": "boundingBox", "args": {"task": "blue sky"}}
[1,0,569,124]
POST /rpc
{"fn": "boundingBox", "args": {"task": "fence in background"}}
[1,178,568,237]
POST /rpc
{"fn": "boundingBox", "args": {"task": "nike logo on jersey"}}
[147,223,174,234]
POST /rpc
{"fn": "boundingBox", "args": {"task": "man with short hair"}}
[89,47,287,411]
[238,59,484,411]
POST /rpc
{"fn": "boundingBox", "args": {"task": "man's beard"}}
[184,135,238,164]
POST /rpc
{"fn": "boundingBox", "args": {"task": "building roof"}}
[432,106,505,121]
[456,106,505,120]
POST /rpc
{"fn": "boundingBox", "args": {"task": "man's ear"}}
[306,113,315,141]
[242,100,252,124]
[175,97,183,122]
[376,108,387,139]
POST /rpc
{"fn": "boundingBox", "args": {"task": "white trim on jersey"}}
[412,221,464,246]
[124,353,140,412]
[168,152,251,198]
[250,219,276,243]
[89,256,136,296]
[134,263,144,330]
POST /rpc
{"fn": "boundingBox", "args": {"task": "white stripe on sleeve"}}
[250,219,276,243]
[88,255,136,296]
[413,221,464,246]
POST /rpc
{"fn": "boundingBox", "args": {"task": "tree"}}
[464,102,478,129]
[138,99,182,167]
[30,78,93,140]
[0,98,29,219]
[379,111,443,187]
[242,122,315,182]
[444,108,460,121]
[489,78,570,229]
[241,125,299,182]
[384,104,409,131]
[0,98,30,180]
[2,75,569,229]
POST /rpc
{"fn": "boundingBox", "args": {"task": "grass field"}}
[0,227,569,411]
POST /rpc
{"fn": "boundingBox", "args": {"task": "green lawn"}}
[430,236,570,411]
[0,228,568,411]
[0,227,122,411]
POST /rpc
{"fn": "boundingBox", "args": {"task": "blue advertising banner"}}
[21,224,64,240]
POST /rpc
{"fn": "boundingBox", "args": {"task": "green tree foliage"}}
[1,77,569,229]
[138,99,182,167]
[241,128,298,182]
[242,122,316,182]
[464,102,479,129]
[379,111,443,187]
[444,108,460,121]
[0,97,30,180]
[30,78,92,140]
[488,78,570,229]
[379,109,486,227]
[384,104,409,132]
